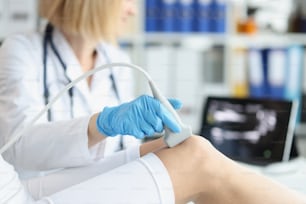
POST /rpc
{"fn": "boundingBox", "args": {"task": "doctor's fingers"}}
[127,127,145,139]
[143,114,163,134]
[139,122,155,137]
[157,105,181,133]
[167,98,182,110]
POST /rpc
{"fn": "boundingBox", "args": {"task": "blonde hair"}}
[39,0,122,43]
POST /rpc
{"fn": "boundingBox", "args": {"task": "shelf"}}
[201,83,230,96]
[144,33,227,44]
[119,33,228,45]
[229,33,306,47]
[119,33,306,47]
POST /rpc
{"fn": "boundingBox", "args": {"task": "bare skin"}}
[23,131,306,203]
[154,136,306,204]
[87,113,104,147]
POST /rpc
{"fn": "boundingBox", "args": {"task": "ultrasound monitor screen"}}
[200,97,295,165]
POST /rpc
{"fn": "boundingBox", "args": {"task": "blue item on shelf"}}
[177,0,195,32]
[145,0,161,32]
[261,48,271,98]
[209,0,226,33]
[285,45,304,122]
[285,46,304,100]
[248,48,266,98]
[161,0,178,32]
[266,48,287,99]
[195,0,211,32]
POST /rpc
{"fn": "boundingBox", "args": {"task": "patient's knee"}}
[178,135,213,162]
[182,135,211,150]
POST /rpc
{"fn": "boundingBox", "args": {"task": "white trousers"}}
[1,154,174,204]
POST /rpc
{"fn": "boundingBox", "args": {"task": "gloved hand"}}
[96,95,182,139]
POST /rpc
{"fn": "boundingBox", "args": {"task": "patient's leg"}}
[25,135,306,204]
[155,135,222,203]
[155,136,306,204]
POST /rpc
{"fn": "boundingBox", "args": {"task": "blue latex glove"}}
[96,95,182,139]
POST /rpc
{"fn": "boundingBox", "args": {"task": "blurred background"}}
[1,0,306,155]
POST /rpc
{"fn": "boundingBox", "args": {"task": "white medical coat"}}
[0,155,35,203]
[0,29,140,179]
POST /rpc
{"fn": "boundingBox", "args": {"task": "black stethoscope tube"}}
[43,23,73,121]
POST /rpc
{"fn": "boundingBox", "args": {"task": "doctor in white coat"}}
[0,0,306,203]
[0,0,145,199]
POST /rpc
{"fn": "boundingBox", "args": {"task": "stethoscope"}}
[43,23,120,122]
